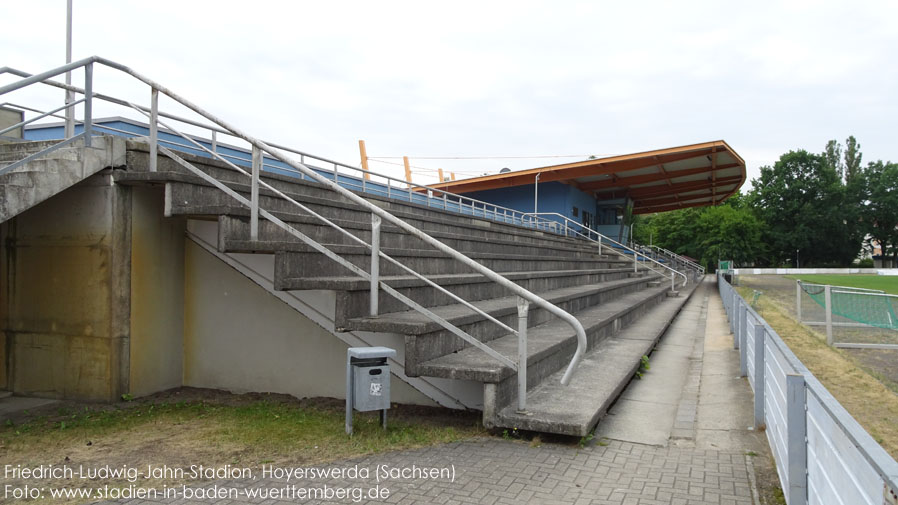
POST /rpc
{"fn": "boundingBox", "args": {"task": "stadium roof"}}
[426,140,746,214]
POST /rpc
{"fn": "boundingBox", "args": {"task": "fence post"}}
[786,373,808,505]
[149,87,158,172]
[516,297,529,413]
[734,299,741,350]
[824,284,833,346]
[740,311,748,377]
[796,281,802,323]
[754,324,766,428]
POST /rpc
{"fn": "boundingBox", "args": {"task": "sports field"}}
[785,274,898,295]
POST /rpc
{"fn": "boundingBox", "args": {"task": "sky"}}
[3,1,897,189]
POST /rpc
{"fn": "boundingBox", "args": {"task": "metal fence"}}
[719,274,898,505]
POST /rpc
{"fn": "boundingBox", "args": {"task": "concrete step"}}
[215,213,605,260]
[418,285,672,383]
[273,245,638,279]
[0,136,126,223]
[344,274,661,372]
[491,281,697,436]
[118,152,593,251]
[282,267,640,322]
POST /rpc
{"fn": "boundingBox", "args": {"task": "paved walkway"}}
[96,277,768,505]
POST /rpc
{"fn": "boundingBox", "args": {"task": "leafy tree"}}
[845,135,862,184]
[634,195,765,270]
[861,161,898,263]
[824,139,843,180]
[748,150,862,266]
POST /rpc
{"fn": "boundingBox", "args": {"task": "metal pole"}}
[516,297,530,413]
[82,63,92,147]
[345,353,353,435]
[796,281,802,323]
[211,130,217,153]
[786,374,808,505]
[370,214,382,317]
[250,146,261,240]
[64,0,74,139]
[753,324,766,429]
[533,173,540,214]
[824,284,833,346]
[149,88,158,172]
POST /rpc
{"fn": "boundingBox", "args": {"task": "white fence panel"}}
[806,391,884,505]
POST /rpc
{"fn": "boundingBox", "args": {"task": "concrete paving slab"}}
[597,399,679,446]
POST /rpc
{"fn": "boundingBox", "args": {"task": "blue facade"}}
[464,182,629,242]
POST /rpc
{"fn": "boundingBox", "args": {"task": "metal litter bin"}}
[345,346,397,435]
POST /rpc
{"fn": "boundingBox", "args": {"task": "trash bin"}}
[345,346,397,435]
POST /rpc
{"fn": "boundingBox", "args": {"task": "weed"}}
[745,450,758,457]
[578,433,594,448]
[121,393,134,402]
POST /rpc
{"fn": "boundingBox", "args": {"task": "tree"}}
[845,135,862,184]
[633,195,765,270]
[861,161,898,263]
[748,150,862,266]
[824,139,843,180]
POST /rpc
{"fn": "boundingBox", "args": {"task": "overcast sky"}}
[3,1,897,188]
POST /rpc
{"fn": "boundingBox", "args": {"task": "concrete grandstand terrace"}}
[91,278,769,505]
[1,134,707,436]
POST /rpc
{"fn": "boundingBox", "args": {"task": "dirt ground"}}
[738,275,898,392]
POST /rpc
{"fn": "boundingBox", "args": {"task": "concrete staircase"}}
[0,137,126,222]
[114,140,699,436]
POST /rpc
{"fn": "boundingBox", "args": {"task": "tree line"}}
[633,137,898,270]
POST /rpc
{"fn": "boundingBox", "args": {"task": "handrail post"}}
[211,130,217,153]
[149,87,158,172]
[634,251,638,272]
[370,214,382,317]
[671,271,675,292]
[516,297,530,413]
[786,373,808,505]
[83,63,93,147]
[250,146,261,240]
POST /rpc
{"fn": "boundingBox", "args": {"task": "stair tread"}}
[278,267,638,291]
[493,283,695,436]
[345,274,659,334]
[417,285,671,382]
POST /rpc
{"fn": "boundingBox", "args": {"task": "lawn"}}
[0,390,484,504]
[785,274,898,295]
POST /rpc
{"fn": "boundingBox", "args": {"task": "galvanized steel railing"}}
[719,273,898,505]
[523,212,688,290]
[0,56,591,410]
[642,244,705,276]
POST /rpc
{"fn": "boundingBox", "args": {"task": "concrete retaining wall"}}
[0,171,131,401]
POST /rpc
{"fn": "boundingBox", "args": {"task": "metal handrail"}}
[0,56,590,409]
[523,212,688,289]
[643,244,705,274]
[0,66,566,236]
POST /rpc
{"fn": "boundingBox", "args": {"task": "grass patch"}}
[737,286,898,461]
[0,392,484,504]
[785,274,898,295]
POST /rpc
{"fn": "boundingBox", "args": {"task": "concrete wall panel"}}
[182,241,434,405]
[128,187,185,396]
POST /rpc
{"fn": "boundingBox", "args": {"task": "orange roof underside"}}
[425,140,746,214]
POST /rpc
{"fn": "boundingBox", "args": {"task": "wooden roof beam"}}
[578,162,741,191]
